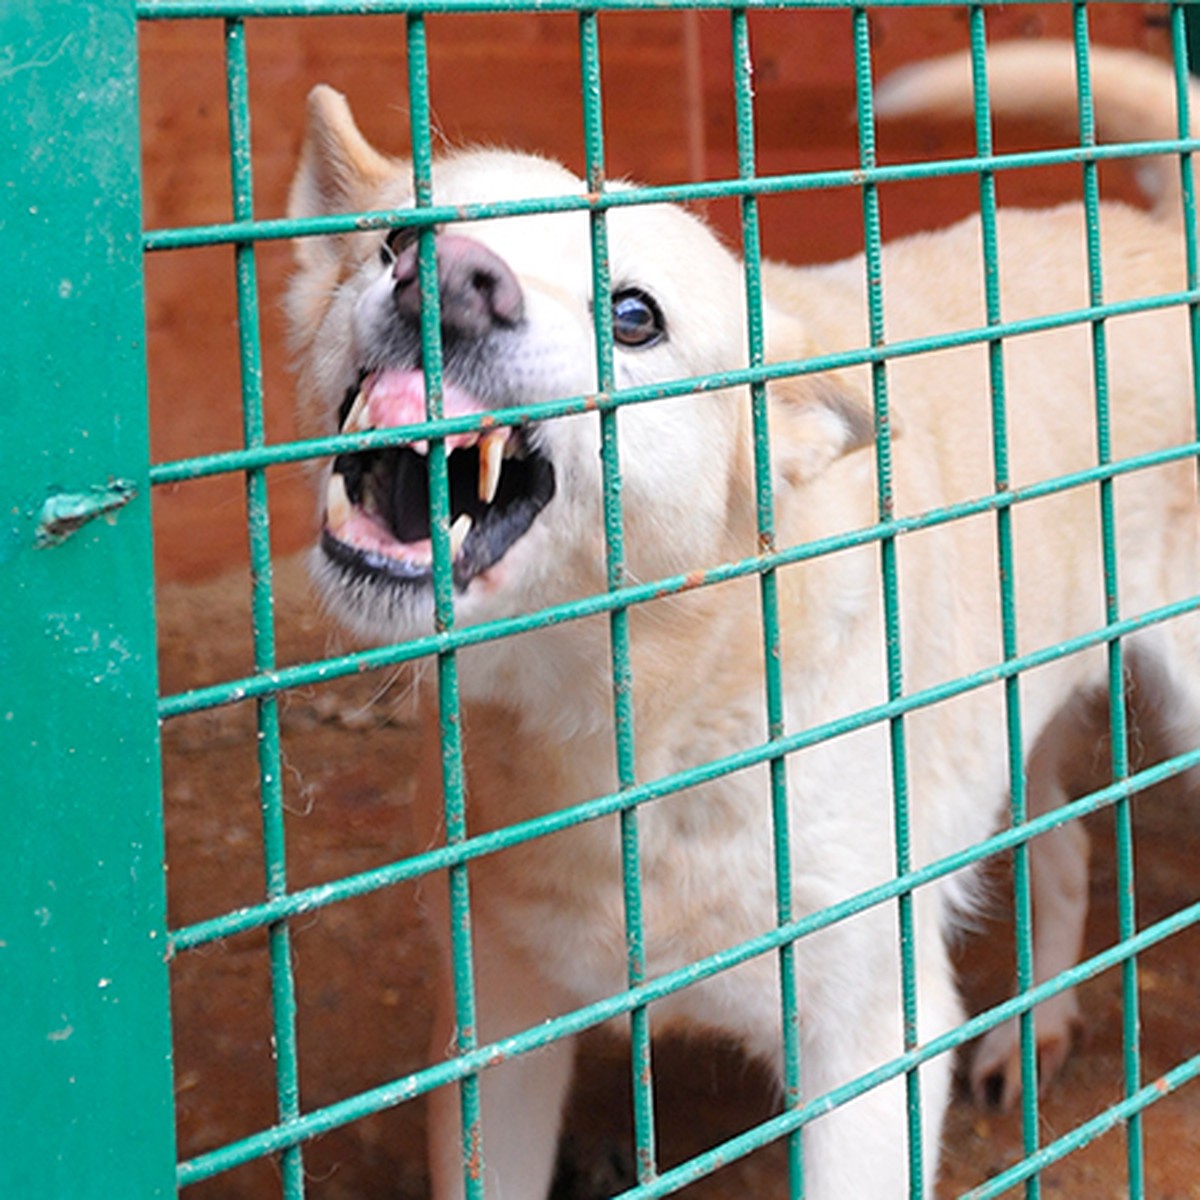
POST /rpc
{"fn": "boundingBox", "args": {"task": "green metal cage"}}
[4,1,1200,1197]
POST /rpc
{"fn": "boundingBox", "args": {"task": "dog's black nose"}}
[391,234,524,337]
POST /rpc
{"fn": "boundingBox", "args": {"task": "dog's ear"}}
[768,372,881,488]
[288,85,401,267]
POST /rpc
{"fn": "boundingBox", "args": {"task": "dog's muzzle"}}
[320,234,556,595]
[390,232,525,339]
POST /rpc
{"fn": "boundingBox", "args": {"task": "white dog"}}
[287,41,1200,1198]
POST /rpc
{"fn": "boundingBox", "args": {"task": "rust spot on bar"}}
[466,1120,484,1180]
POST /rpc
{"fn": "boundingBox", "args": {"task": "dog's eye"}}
[611,288,665,348]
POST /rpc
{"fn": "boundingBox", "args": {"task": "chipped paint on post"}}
[35,481,137,547]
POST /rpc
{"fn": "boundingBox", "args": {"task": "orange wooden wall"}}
[140,6,1170,584]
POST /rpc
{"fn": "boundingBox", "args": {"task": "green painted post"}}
[0,2,176,1197]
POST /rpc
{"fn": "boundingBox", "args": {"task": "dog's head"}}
[286,86,874,651]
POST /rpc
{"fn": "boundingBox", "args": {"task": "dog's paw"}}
[970,992,1081,1110]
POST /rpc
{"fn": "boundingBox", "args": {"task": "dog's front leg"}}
[427,930,577,1200]
[788,922,960,1198]
[970,772,1089,1109]
[799,1034,956,1196]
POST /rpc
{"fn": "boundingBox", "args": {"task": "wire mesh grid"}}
[133,2,1200,1198]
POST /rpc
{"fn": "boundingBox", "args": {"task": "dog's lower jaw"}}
[309,541,512,642]
[308,534,617,736]
[308,542,436,641]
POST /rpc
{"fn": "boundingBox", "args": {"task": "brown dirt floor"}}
[160,557,1199,1200]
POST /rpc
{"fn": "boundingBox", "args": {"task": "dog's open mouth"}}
[321,369,555,591]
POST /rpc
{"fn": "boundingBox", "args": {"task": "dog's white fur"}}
[874,38,1200,1111]
[287,41,1200,1197]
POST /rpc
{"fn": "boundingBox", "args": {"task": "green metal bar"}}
[967,19,1042,1192]
[134,0,1176,17]
[963,1051,1200,1199]
[141,137,1200,253]
[221,19,306,1197]
[1173,2,1200,479]
[168,733,1200,961]
[577,11,658,1182]
[175,893,1200,1189]
[730,10,804,1195]
[621,1047,1200,1200]
[146,288,1200,486]
[0,2,176,1196]
[124,11,1200,1199]
[405,14,485,1197]
[852,10,925,1189]
[156,449,1200,722]
[1072,19,1144,1196]
[9,5,1189,1198]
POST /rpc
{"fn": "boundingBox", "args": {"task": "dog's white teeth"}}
[343,389,373,433]
[479,431,506,505]
[449,513,472,559]
[326,473,352,531]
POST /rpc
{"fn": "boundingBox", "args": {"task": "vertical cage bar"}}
[1,3,177,1195]
[1188,0,1200,81]
[966,16,1043,1195]
[223,19,305,1197]
[730,11,804,1196]
[578,12,657,1182]
[1172,2,1200,459]
[406,15,484,1198]
[1071,16,1144,1195]
[851,9,925,1191]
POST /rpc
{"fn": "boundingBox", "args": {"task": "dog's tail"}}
[874,41,1196,219]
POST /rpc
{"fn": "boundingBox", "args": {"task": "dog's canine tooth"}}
[342,389,372,433]
[326,472,352,531]
[479,431,506,504]
[449,512,472,558]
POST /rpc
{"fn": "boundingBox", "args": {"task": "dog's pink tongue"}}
[364,369,484,431]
